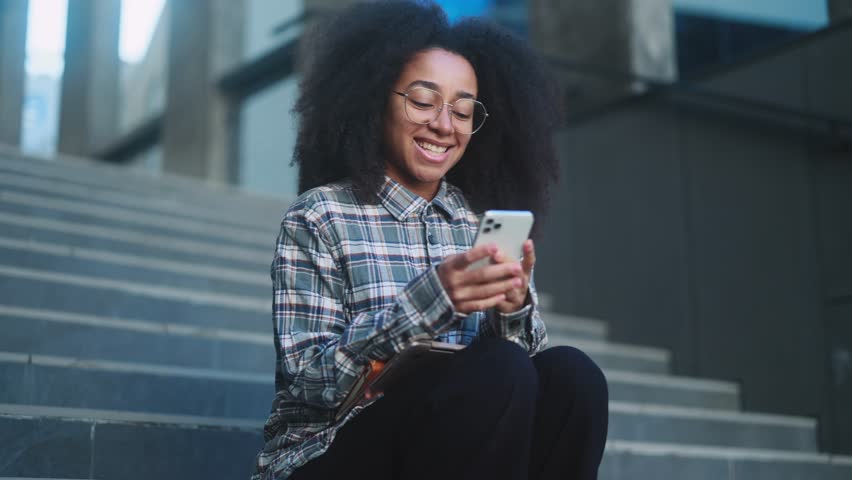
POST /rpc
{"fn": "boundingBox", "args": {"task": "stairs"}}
[0,148,850,479]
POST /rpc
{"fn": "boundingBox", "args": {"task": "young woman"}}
[253,2,608,479]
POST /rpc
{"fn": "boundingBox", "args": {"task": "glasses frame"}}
[393,87,489,135]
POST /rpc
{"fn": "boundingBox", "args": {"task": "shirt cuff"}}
[490,303,533,339]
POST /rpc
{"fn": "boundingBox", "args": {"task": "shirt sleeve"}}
[478,274,548,354]
[272,208,457,411]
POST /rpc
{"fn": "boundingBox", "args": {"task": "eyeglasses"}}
[393,87,489,135]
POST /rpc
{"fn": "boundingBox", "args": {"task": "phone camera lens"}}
[483,227,492,234]
[494,223,502,230]
[485,218,494,224]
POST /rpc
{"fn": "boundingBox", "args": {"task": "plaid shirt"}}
[253,177,548,479]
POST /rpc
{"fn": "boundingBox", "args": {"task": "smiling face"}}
[384,48,478,200]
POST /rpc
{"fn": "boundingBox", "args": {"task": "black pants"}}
[290,338,609,480]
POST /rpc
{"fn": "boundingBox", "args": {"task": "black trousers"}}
[290,338,609,480]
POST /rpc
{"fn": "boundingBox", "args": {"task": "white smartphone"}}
[468,210,534,270]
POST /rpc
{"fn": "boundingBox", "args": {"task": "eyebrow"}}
[406,80,476,99]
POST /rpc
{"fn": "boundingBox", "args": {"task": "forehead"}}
[396,48,478,97]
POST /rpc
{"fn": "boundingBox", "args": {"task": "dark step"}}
[0,237,267,297]
[0,305,275,373]
[0,351,772,449]
[0,352,273,419]
[0,305,655,377]
[0,168,282,231]
[0,266,268,333]
[606,370,740,410]
[609,402,817,451]
[0,150,283,221]
[0,191,269,249]
[548,335,670,374]
[0,403,263,480]
[0,210,269,270]
[601,440,852,480]
[0,350,740,418]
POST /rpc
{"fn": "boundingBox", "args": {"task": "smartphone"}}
[468,210,534,270]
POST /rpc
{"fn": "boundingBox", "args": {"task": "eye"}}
[452,111,472,121]
[410,99,435,109]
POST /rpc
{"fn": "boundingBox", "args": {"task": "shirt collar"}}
[378,176,457,221]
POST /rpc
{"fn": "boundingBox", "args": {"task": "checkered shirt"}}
[253,176,548,479]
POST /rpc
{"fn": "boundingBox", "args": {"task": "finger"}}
[463,260,523,285]
[456,293,507,314]
[491,248,508,263]
[521,239,536,277]
[449,243,498,270]
[448,277,522,303]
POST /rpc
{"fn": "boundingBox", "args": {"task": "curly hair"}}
[293,0,562,223]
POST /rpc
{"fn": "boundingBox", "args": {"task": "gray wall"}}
[536,25,852,453]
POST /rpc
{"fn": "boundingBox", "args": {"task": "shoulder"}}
[284,180,361,227]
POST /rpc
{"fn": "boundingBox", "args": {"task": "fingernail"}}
[513,278,522,287]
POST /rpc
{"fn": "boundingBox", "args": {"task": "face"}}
[384,48,478,200]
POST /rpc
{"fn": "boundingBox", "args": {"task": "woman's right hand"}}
[437,243,525,314]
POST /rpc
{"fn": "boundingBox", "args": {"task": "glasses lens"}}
[404,87,441,124]
[402,87,488,134]
[451,99,487,134]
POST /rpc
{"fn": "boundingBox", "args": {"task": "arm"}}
[273,208,457,411]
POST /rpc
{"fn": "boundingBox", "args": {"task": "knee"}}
[465,337,538,393]
[534,346,608,404]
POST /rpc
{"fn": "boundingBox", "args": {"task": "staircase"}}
[0,148,849,479]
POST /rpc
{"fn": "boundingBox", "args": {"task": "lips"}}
[413,138,453,163]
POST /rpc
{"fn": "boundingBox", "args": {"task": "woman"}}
[254,2,608,479]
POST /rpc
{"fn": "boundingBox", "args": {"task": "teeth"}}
[416,140,449,154]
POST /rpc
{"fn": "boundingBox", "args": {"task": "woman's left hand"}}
[494,239,535,313]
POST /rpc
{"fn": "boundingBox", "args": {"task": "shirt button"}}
[428,232,438,245]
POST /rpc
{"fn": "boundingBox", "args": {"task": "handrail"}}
[94,114,163,162]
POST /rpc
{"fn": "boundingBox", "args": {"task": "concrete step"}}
[0,236,267,297]
[3,403,845,480]
[0,305,275,373]
[0,403,262,480]
[0,147,283,221]
[609,401,817,451]
[0,168,283,231]
[600,440,852,480]
[0,349,740,417]
[540,311,608,340]
[0,351,775,450]
[0,210,269,270]
[0,304,665,377]
[0,352,274,419]
[606,370,740,410]
[0,190,270,249]
[547,335,670,374]
[0,263,663,378]
[0,265,268,333]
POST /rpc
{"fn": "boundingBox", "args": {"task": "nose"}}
[429,104,455,135]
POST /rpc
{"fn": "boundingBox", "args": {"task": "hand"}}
[437,243,526,314]
[493,239,535,313]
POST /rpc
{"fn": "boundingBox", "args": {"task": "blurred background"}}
[0,0,850,478]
